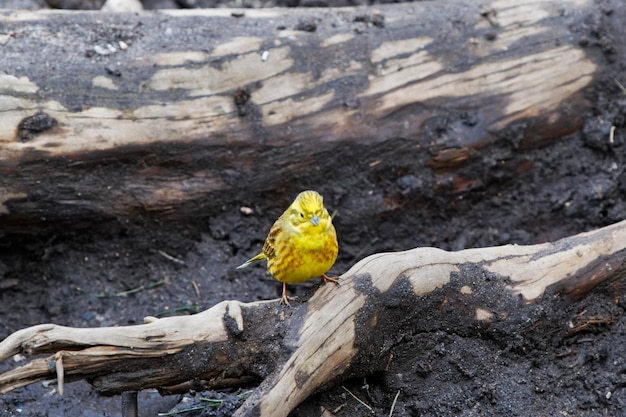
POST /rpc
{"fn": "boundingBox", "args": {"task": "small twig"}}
[351,237,380,262]
[192,280,201,299]
[205,399,223,404]
[158,250,186,265]
[122,391,138,417]
[147,279,168,289]
[200,397,225,406]
[96,287,143,298]
[342,386,373,412]
[555,348,576,358]
[158,406,206,416]
[384,354,394,371]
[613,76,626,95]
[200,390,253,403]
[96,279,168,298]
[0,279,19,290]
[55,355,64,396]
[389,390,401,416]
[155,304,200,318]
[157,390,253,415]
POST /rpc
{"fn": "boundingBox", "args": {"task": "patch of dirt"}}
[2,128,626,417]
[1,2,626,417]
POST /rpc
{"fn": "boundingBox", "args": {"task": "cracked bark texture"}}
[1,0,618,235]
[1,219,625,416]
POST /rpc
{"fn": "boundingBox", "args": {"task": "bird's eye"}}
[299,212,304,218]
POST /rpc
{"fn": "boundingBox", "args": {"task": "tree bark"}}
[1,219,625,417]
[0,0,620,234]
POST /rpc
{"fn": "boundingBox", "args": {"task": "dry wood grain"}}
[0,0,614,232]
[1,219,625,416]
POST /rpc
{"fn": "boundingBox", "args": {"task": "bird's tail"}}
[236,253,266,269]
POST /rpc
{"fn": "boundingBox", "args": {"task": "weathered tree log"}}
[1,0,621,234]
[1,219,625,416]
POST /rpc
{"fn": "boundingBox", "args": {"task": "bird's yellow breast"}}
[266,215,338,284]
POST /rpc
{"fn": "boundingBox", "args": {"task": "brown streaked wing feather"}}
[263,219,282,259]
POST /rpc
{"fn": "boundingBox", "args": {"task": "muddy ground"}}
[1,1,626,417]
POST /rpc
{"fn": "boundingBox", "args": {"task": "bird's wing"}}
[236,252,266,269]
[262,219,282,260]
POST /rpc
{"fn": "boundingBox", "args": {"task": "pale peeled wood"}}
[0,1,595,157]
[0,300,244,392]
[0,0,608,230]
[1,219,625,416]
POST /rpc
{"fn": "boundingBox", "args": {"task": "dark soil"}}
[1,1,626,417]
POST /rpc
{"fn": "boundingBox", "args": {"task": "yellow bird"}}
[237,190,339,304]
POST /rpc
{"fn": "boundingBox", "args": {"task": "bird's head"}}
[288,190,331,232]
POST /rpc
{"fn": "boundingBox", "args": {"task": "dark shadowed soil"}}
[1,1,626,417]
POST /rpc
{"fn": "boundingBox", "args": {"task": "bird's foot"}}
[321,273,340,286]
[280,282,291,305]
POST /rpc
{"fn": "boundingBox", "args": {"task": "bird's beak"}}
[310,214,320,226]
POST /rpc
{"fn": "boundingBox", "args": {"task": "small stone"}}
[295,18,317,32]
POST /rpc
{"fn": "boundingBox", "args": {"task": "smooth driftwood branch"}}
[0,0,620,233]
[1,219,626,416]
